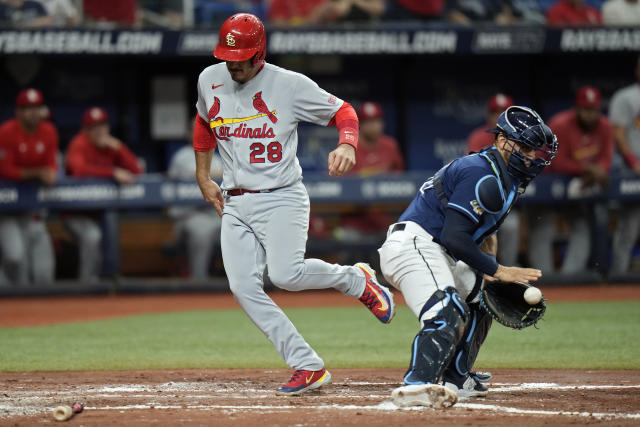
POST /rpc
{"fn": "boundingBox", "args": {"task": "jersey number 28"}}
[250,142,282,163]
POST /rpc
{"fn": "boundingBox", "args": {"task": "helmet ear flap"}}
[252,38,266,66]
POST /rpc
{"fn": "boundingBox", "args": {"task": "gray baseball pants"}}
[174,211,221,280]
[0,215,55,285]
[64,216,102,282]
[611,205,640,275]
[220,181,366,371]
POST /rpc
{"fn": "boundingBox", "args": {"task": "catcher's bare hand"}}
[198,179,224,217]
[328,144,356,176]
[493,265,541,284]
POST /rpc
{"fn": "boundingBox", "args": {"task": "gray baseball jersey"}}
[195,62,343,190]
[609,83,640,162]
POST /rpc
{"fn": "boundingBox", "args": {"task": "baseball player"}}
[0,88,58,285]
[529,86,613,275]
[65,107,142,282]
[379,106,557,406]
[193,13,395,395]
[609,55,640,277]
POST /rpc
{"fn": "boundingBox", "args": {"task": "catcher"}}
[378,106,557,407]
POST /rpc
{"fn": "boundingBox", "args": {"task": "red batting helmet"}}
[214,13,266,65]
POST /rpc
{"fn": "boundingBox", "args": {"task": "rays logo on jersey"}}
[470,200,484,215]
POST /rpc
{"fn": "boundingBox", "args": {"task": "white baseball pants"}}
[378,221,477,324]
[220,181,366,371]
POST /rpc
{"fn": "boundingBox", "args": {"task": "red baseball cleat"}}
[355,263,396,324]
[275,369,332,396]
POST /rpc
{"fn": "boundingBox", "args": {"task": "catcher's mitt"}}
[479,281,546,329]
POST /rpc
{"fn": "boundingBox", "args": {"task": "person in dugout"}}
[0,88,58,286]
[64,107,142,282]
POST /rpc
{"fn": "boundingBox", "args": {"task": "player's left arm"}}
[327,102,359,176]
[291,74,358,176]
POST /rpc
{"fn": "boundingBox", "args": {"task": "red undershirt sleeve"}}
[193,115,217,152]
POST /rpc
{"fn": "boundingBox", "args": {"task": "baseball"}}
[524,286,543,305]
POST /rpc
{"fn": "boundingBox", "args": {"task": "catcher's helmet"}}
[214,13,266,65]
[488,106,558,184]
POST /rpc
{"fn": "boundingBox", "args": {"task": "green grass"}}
[0,301,638,372]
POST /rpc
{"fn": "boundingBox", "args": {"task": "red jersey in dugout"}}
[0,118,58,180]
[467,123,496,153]
[547,110,614,175]
[66,132,142,178]
[351,135,404,176]
[546,0,601,25]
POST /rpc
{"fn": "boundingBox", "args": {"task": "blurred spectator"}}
[336,101,404,242]
[546,0,601,25]
[466,93,521,266]
[529,86,613,275]
[602,0,640,25]
[0,0,53,27]
[167,120,223,280]
[194,1,265,28]
[446,0,545,25]
[467,93,514,152]
[609,56,640,276]
[351,101,404,176]
[269,0,385,27]
[0,89,58,286]
[65,107,143,282]
[37,0,78,26]
[385,0,444,20]
[139,0,184,28]
[83,0,138,27]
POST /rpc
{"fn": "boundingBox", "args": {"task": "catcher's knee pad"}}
[443,302,492,384]
[403,287,469,385]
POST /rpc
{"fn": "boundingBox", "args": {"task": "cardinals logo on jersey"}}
[252,91,278,124]
[208,97,221,121]
[208,93,277,142]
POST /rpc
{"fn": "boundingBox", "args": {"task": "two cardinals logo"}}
[209,92,278,141]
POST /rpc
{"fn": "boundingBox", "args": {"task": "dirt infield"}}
[1,286,639,425]
[2,369,639,426]
[1,284,639,327]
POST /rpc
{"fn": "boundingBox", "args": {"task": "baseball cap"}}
[576,85,602,109]
[16,88,44,108]
[356,101,383,121]
[488,93,514,112]
[82,107,109,127]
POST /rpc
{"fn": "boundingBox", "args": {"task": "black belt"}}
[226,188,278,196]
[390,223,406,233]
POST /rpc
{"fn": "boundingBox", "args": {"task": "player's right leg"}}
[27,218,55,284]
[65,216,102,282]
[379,221,467,408]
[0,216,28,285]
[220,204,328,395]
[255,183,394,323]
[184,212,220,280]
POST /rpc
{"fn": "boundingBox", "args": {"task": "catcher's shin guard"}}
[442,302,492,385]
[403,287,469,385]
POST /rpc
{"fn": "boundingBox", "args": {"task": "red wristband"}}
[338,123,358,149]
